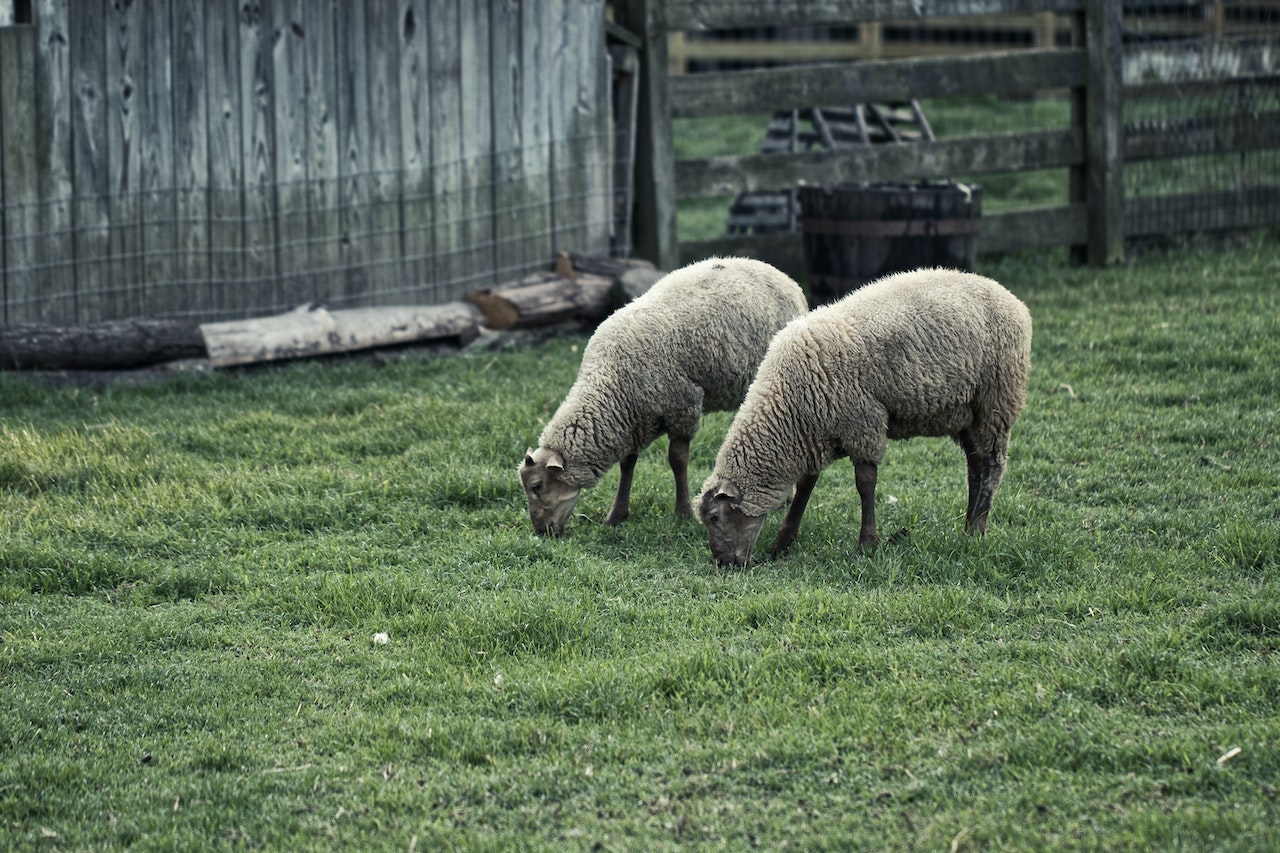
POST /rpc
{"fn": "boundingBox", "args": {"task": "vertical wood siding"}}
[0,0,611,324]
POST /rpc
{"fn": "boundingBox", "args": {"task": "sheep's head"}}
[519,447,581,536]
[696,479,769,568]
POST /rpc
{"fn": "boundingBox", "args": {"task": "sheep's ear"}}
[546,451,565,472]
[714,482,741,502]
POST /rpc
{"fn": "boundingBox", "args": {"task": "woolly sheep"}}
[696,267,1032,567]
[520,257,808,536]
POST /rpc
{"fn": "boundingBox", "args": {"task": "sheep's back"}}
[581,257,807,412]
[763,269,1031,436]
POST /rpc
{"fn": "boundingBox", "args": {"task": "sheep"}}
[520,256,808,536]
[696,267,1032,567]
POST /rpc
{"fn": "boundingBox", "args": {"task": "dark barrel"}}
[798,182,982,305]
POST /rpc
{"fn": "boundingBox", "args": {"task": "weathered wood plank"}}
[70,0,111,325]
[489,0,525,278]
[0,26,40,323]
[614,0,679,270]
[456,0,494,298]
[205,0,244,318]
[548,0,584,260]
[240,0,278,311]
[139,0,177,317]
[516,0,557,275]
[305,0,341,308]
[671,48,1085,118]
[581,0,613,256]
[1125,187,1280,237]
[35,0,75,322]
[173,1,211,316]
[105,0,143,319]
[1083,0,1122,265]
[662,0,1086,31]
[365,0,405,304]
[678,202,1088,279]
[429,0,465,295]
[335,0,372,303]
[1126,111,1280,162]
[398,0,433,298]
[676,129,1081,197]
[273,0,311,309]
[977,203,1085,253]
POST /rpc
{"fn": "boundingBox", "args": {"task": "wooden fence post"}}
[615,0,678,272]
[1084,0,1124,265]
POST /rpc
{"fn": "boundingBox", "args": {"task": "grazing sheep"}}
[520,257,808,536]
[697,267,1032,567]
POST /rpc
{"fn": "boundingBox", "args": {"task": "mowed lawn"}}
[2,237,1279,851]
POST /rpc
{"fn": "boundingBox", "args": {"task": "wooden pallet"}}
[725,102,936,235]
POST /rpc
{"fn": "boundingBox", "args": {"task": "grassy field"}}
[2,236,1279,850]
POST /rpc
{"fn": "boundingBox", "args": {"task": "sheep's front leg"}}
[769,472,820,557]
[668,434,693,517]
[854,460,879,546]
[604,453,638,525]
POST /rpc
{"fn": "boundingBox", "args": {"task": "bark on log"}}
[466,272,619,330]
[200,301,485,368]
[0,318,207,370]
[564,252,657,280]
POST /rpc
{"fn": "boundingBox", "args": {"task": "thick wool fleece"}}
[539,257,808,489]
[703,268,1033,517]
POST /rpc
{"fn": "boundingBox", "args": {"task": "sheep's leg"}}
[963,431,1008,536]
[769,472,820,557]
[604,453,638,526]
[668,434,694,517]
[854,460,879,546]
[957,430,984,532]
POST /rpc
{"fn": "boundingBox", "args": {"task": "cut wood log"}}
[466,271,619,330]
[564,251,656,280]
[0,318,206,370]
[200,301,485,368]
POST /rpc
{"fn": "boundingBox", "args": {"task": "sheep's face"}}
[520,447,581,536]
[697,480,768,568]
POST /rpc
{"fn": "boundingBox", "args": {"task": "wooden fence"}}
[614,0,1280,275]
[0,0,613,326]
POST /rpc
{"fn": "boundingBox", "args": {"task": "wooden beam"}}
[1084,0,1124,265]
[661,0,1086,31]
[670,48,1086,118]
[675,129,1082,198]
[614,0,679,271]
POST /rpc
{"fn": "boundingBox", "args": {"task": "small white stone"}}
[372,632,390,645]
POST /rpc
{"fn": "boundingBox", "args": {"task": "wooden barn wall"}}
[0,0,612,325]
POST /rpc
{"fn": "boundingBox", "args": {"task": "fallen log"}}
[466,271,619,330]
[0,318,206,370]
[200,301,485,368]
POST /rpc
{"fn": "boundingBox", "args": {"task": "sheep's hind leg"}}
[668,434,694,517]
[604,453,638,525]
[769,472,820,557]
[961,431,1008,536]
[854,460,879,546]
[957,430,985,533]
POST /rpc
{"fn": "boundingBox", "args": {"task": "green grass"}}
[3,237,1280,850]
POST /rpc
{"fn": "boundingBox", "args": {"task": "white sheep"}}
[520,256,808,536]
[697,267,1032,567]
